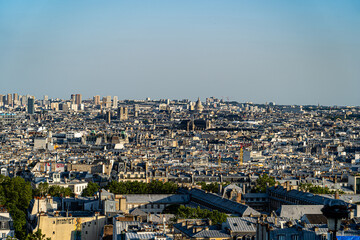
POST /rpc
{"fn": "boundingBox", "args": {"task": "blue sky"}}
[0,0,359,105]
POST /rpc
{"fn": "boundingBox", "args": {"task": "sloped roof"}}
[226,217,257,232]
[188,188,260,217]
[125,232,171,240]
[192,230,230,238]
[124,194,189,204]
[303,214,327,224]
[130,208,147,216]
[278,205,323,220]
[269,186,338,205]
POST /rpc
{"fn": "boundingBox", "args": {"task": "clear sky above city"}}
[0,0,359,106]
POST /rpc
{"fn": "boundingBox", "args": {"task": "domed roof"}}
[195,98,203,112]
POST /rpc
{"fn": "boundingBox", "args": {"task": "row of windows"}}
[128,204,165,209]
[277,235,299,240]
[245,198,267,202]
[75,185,86,193]
[270,192,313,205]
[119,174,146,179]
[0,221,9,229]
[277,234,328,240]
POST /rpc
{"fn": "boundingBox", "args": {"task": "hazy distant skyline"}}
[1,1,360,106]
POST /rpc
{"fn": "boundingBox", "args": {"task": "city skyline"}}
[1,92,360,107]
[1,1,360,106]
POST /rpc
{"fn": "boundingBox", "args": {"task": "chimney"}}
[236,193,242,203]
[280,221,285,229]
[350,209,354,219]
[335,190,339,200]
[286,181,291,191]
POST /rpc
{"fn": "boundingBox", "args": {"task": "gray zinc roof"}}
[192,230,231,239]
[226,217,257,232]
[124,194,189,204]
[278,205,323,220]
[188,188,260,217]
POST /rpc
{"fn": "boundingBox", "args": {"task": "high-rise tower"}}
[28,97,35,114]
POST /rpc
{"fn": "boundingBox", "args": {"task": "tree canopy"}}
[106,180,178,194]
[25,229,51,240]
[197,182,219,193]
[0,175,32,240]
[197,182,231,193]
[253,174,276,193]
[82,182,100,197]
[299,183,344,194]
[33,183,74,198]
[168,205,227,225]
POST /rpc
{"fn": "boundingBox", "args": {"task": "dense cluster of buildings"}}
[1,93,360,239]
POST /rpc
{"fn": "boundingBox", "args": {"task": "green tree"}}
[26,229,51,240]
[197,182,220,193]
[82,182,100,197]
[0,176,33,239]
[163,204,180,214]
[48,185,74,197]
[253,174,276,193]
[33,182,49,197]
[174,205,227,225]
[299,183,344,194]
[299,183,312,192]
[106,180,178,194]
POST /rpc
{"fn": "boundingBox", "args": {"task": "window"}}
[277,235,285,240]
[292,235,299,240]
[53,231,55,234]
[320,235,327,240]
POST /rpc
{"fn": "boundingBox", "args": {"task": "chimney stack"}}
[236,192,242,203]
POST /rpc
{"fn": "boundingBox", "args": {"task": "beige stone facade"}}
[35,214,106,240]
